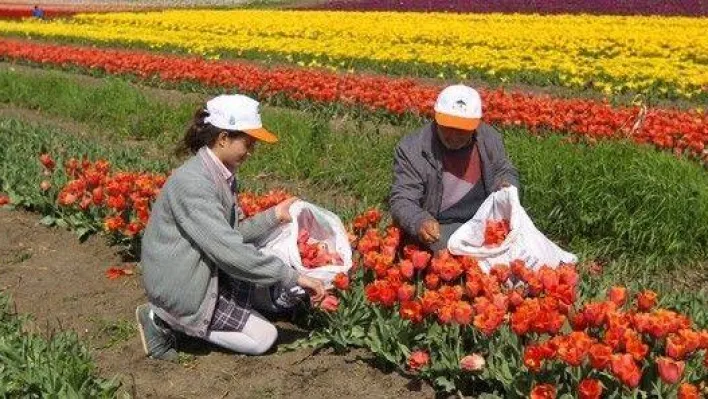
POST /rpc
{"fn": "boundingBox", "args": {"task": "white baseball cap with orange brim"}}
[204,94,278,143]
[433,85,482,131]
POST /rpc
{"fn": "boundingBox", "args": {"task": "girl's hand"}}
[274,197,299,224]
[296,275,326,303]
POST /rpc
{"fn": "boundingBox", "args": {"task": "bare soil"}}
[0,209,435,398]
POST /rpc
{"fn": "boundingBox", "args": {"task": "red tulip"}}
[332,272,349,291]
[79,195,92,210]
[1,39,702,163]
[453,300,473,325]
[424,273,440,290]
[608,286,627,306]
[459,353,485,371]
[588,344,612,370]
[58,191,78,206]
[397,283,415,302]
[578,379,602,399]
[319,295,339,313]
[483,219,510,247]
[410,250,431,270]
[123,220,143,236]
[636,290,657,311]
[399,259,414,279]
[399,300,423,323]
[656,356,685,384]
[610,354,641,388]
[103,215,125,232]
[407,350,429,371]
[678,383,699,399]
[530,383,556,399]
[39,153,55,171]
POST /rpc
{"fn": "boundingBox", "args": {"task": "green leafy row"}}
[0,294,119,397]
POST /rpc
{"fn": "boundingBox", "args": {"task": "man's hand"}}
[274,197,299,224]
[418,219,440,244]
[496,180,511,191]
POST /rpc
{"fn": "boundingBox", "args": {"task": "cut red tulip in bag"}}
[259,200,352,287]
[448,186,576,272]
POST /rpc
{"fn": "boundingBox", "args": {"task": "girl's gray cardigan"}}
[140,148,299,338]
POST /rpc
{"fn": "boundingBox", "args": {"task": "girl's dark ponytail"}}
[178,107,221,155]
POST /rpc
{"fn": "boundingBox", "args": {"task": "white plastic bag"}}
[258,200,352,287]
[447,186,576,273]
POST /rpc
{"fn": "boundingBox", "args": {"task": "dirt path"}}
[0,209,434,398]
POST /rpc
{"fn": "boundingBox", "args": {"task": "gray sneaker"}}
[135,304,179,362]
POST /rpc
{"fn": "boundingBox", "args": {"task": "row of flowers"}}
[310,0,708,16]
[0,6,75,19]
[0,1,247,19]
[28,153,292,247]
[0,39,704,160]
[0,10,705,98]
[313,210,708,396]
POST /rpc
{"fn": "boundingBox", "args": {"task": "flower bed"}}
[4,151,706,396]
[0,118,706,397]
[310,211,708,396]
[0,39,704,160]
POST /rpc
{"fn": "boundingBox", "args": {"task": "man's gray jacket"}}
[389,122,520,238]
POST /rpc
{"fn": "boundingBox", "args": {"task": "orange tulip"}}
[610,354,641,388]
[636,290,657,311]
[453,300,474,325]
[608,286,627,307]
[529,383,556,399]
[578,379,603,399]
[407,350,429,371]
[588,344,612,370]
[332,272,350,291]
[399,300,423,324]
[678,383,699,399]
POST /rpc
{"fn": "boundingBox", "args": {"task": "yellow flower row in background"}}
[0,10,706,98]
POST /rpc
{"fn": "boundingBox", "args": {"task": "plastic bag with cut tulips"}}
[448,186,576,272]
[258,200,352,287]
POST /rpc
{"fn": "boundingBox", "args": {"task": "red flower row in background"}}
[238,190,289,218]
[42,153,166,238]
[38,153,293,241]
[0,39,704,160]
[0,5,75,19]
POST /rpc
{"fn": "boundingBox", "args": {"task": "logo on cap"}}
[452,99,467,113]
[229,116,236,126]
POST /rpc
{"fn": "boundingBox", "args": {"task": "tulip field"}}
[0,1,706,398]
[311,0,708,16]
[1,10,707,101]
